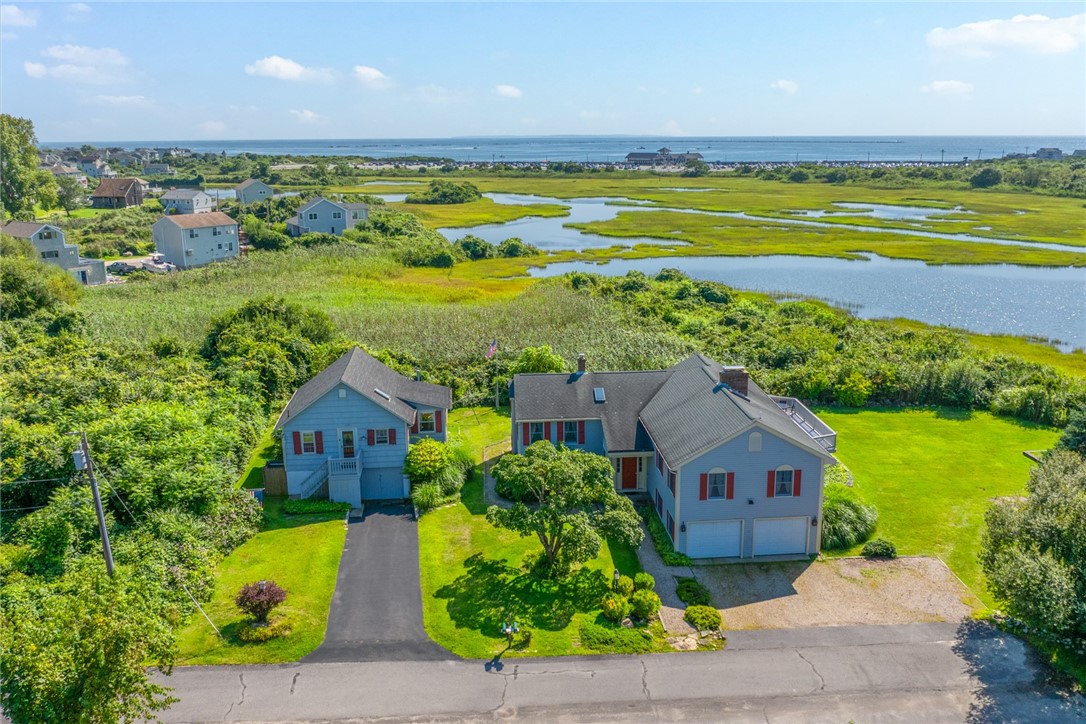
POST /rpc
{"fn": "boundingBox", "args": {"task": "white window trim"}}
[339,428,356,457]
[374,428,390,445]
[301,431,316,455]
[563,420,578,444]
[707,467,728,499]
[529,422,544,444]
[774,466,795,497]
[748,431,762,452]
[419,411,436,433]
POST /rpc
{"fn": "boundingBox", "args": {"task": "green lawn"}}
[237,423,280,489]
[417,474,653,658]
[174,497,345,665]
[817,408,1061,606]
[448,406,512,460]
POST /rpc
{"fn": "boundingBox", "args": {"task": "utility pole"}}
[72,431,114,576]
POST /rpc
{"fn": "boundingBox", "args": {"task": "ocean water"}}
[44,135,1086,163]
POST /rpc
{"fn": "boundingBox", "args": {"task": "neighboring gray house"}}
[151,211,239,269]
[235,178,274,206]
[1035,148,1064,160]
[0,220,106,286]
[143,163,174,175]
[276,347,452,507]
[285,197,368,237]
[160,188,214,215]
[509,354,837,560]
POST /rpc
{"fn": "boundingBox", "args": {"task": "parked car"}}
[107,261,138,275]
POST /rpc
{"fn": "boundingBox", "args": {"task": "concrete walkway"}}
[302,502,451,663]
[634,523,697,635]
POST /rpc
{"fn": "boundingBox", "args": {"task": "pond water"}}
[529,255,1086,351]
[786,202,974,221]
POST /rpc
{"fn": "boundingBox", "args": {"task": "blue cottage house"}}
[509,354,837,560]
[276,347,452,507]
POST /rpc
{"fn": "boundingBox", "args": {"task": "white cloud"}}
[199,120,227,135]
[352,65,391,90]
[920,80,974,95]
[289,109,322,124]
[927,13,1085,56]
[579,110,602,119]
[65,3,91,21]
[770,79,799,94]
[244,55,332,83]
[92,94,152,106]
[495,84,522,98]
[1,5,38,27]
[24,44,131,84]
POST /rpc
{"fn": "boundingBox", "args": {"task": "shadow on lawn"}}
[435,553,609,636]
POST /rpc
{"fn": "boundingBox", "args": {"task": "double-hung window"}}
[332,211,343,219]
[301,431,316,454]
[563,421,578,444]
[374,428,389,445]
[419,412,436,433]
[308,212,318,220]
[668,470,677,494]
[707,472,727,499]
[529,422,544,443]
[775,469,794,497]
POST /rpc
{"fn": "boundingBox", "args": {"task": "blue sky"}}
[2,2,1083,141]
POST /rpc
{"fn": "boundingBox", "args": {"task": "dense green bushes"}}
[638,505,692,566]
[684,605,722,630]
[282,499,351,515]
[821,483,878,550]
[405,179,482,204]
[676,577,713,606]
[861,539,898,559]
[406,438,472,512]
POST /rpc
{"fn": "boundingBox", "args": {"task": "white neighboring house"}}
[152,212,239,269]
[160,188,215,214]
[143,163,174,175]
[235,178,274,206]
[285,197,368,237]
[0,220,106,285]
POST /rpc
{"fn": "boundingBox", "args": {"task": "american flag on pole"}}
[485,340,498,359]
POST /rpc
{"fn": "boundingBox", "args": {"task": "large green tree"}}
[980,450,1086,645]
[1,114,57,219]
[55,175,86,217]
[0,565,178,723]
[487,442,643,577]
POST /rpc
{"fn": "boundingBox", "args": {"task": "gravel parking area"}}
[696,557,982,630]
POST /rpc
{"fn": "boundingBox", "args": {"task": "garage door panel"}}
[361,467,404,500]
[686,520,742,558]
[753,517,808,556]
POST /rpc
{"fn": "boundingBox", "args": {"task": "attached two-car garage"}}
[683,516,811,558]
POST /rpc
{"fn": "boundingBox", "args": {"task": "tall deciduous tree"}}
[487,442,643,577]
[55,175,86,216]
[1,114,58,219]
[980,450,1086,644]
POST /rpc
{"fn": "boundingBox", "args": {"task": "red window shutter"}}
[699,473,708,501]
[544,422,552,442]
[314,431,324,454]
[726,472,735,500]
[577,420,585,444]
[522,423,529,446]
[435,410,443,433]
[794,469,802,497]
[411,415,419,434]
[388,428,396,445]
[767,470,776,498]
[367,429,376,446]
[292,431,302,455]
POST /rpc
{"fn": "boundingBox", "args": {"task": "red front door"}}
[621,457,638,490]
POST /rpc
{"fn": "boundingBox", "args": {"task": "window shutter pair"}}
[577,420,585,444]
[291,431,322,453]
[766,470,802,496]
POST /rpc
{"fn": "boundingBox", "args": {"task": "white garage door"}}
[685,520,742,559]
[753,517,809,556]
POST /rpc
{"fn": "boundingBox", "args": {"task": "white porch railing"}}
[771,396,837,453]
[298,464,329,499]
[328,454,361,477]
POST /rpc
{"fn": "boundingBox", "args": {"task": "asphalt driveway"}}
[303,503,452,662]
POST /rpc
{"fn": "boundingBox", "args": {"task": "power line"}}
[0,504,51,513]
[0,477,67,486]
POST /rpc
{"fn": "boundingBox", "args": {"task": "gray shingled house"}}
[1,220,106,286]
[509,354,837,560]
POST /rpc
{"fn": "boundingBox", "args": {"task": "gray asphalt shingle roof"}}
[275,347,452,429]
[161,188,206,200]
[513,354,833,464]
[1,220,48,238]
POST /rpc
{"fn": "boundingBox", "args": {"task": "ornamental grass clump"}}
[235,580,287,624]
[821,483,878,550]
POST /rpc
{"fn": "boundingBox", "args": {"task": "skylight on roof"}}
[593,387,606,403]
[374,388,391,401]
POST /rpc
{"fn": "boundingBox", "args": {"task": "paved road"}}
[159,621,1085,722]
[301,503,450,663]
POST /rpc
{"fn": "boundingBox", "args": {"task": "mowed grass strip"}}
[816,408,1060,606]
[174,497,346,665]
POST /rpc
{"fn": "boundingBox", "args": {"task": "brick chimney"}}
[719,366,749,395]
[577,353,586,374]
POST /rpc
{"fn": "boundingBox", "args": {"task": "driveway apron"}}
[303,502,452,662]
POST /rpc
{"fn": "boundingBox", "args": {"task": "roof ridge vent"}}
[374,388,391,401]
